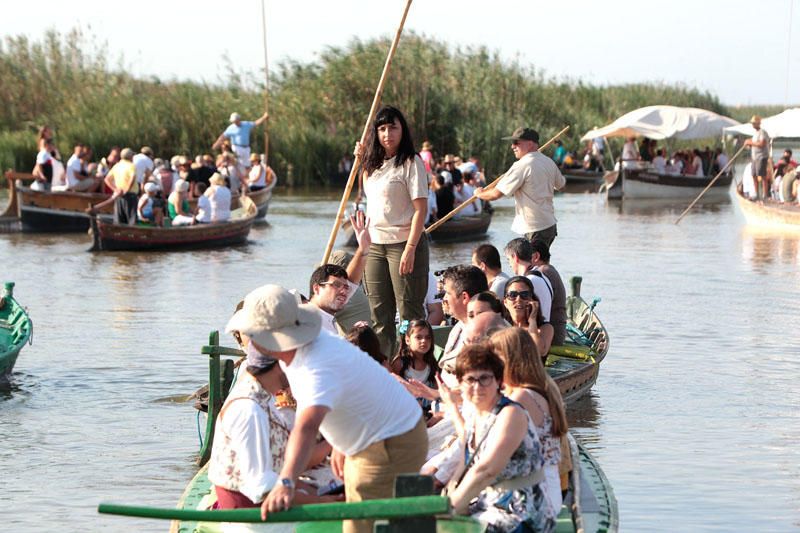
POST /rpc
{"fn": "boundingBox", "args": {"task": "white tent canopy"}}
[581,105,740,141]
[723,108,800,139]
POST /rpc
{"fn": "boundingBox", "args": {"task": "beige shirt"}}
[364,155,428,244]
[496,151,565,234]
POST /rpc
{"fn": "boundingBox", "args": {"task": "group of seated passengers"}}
[424,154,487,224]
[619,137,731,177]
[209,236,570,532]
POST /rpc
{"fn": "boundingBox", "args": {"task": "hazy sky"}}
[3,0,798,108]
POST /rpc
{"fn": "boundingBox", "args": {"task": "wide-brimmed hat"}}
[749,115,762,124]
[230,112,241,123]
[209,173,226,186]
[226,284,322,352]
[502,127,540,143]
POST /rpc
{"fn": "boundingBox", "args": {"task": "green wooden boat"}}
[0,282,32,376]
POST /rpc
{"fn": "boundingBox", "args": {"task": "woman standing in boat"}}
[356,106,429,355]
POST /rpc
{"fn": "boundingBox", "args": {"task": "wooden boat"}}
[604,166,733,201]
[734,184,800,231]
[89,197,257,252]
[0,282,33,376]
[2,170,272,232]
[427,211,492,243]
[561,168,607,193]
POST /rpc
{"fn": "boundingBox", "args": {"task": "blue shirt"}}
[223,121,256,147]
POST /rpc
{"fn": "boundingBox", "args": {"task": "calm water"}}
[1,186,799,532]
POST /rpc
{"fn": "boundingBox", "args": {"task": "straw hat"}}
[749,115,762,125]
[225,284,322,352]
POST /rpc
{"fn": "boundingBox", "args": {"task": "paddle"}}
[98,495,449,523]
[425,125,570,234]
[260,0,270,165]
[674,144,747,225]
[320,0,414,265]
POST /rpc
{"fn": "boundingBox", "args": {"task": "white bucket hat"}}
[226,285,322,352]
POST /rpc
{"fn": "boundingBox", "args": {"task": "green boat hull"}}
[0,282,32,376]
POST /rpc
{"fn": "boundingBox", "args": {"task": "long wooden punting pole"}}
[260,0,270,163]
[425,125,570,234]
[98,495,449,523]
[320,0,414,265]
[674,144,747,225]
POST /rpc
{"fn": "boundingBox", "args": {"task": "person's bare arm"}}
[475,187,504,201]
[399,197,428,275]
[261,405,330,518]
[346,210,371,284]
[254,112,270,127]
[212,133,226,151]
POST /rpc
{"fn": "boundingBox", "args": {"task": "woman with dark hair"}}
[503,276,554,359]
[424,344,555,532]
[491,327,569,518]
[355,105,429,355]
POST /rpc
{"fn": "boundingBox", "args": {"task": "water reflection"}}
[740,225,800,270]
[566,391,602,430]
[609,197,729,217]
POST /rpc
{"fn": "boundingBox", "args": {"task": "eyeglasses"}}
[319,280,349,291]
[461,373,496,387]
[505,290,532,300]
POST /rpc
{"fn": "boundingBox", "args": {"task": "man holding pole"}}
[475,127,566,247]
[213,112,270,172]
[743,115,771,201]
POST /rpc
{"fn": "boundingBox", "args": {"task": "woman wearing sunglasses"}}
[503,276,554,360]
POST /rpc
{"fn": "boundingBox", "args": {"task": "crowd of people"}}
[30,114,277,226]
[206,106,570,533]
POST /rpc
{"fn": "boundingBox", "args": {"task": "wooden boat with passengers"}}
[96,278,615,531]
[1,170,273,232]
[734,179,800,231]
[89,196,258,252]
[341,210,493,247]
[0,282,33,376]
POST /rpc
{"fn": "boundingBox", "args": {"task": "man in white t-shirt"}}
[64,144,101,192]
[472,243,510,298]
[309,212,370,335]
[226,284,426,533]
[504,238,553,323]
[652,149,667,175]
[475,127,565,247]
[132,146,155,186]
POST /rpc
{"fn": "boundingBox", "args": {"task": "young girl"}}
[391,319,438,410]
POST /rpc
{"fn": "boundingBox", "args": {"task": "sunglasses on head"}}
[505,290,532,300]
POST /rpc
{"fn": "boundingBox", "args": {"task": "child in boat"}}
[194,182,212,224]
[390,319,438,412]
[345,321,389,369]
[137,182,164,226]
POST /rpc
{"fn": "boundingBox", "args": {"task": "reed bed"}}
[0,29,771,185]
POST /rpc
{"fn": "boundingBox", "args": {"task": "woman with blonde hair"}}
[490,327,568,518]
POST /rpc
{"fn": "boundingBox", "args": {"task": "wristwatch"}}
[279,477,295,491]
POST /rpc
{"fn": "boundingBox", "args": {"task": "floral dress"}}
[464,396,556,533]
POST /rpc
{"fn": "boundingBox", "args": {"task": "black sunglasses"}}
[505,290,532,300]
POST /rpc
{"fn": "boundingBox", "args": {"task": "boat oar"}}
[98,495,449,523]
[320,0,414,265]
[260,0,270,164]
[425,125,570,234]
[674,144,748,225]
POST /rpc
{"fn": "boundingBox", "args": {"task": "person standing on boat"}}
[213,111,270,173]
[744,115,771,200]
[106,148,139,225]
[225,285,427,533]
[475,127,565,247]
[355,105,430,356]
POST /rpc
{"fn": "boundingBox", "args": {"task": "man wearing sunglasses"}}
[474,127,565,247]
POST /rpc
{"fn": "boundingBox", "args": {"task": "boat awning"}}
[723,108,800,139]
[581,105,740,141]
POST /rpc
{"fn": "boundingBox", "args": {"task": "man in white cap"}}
[226,284,426,533]
[475,127,565,247]
[213,111,270,173]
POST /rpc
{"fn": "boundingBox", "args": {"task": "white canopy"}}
[723,108,800,139]
[581,105,740,141]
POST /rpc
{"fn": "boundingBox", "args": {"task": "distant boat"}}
[604,167,733,200]
[88,197,258,252]
[0,282,32,376]
[2,171,273,232]
[340,211,493,247]
[561,168,608,193]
